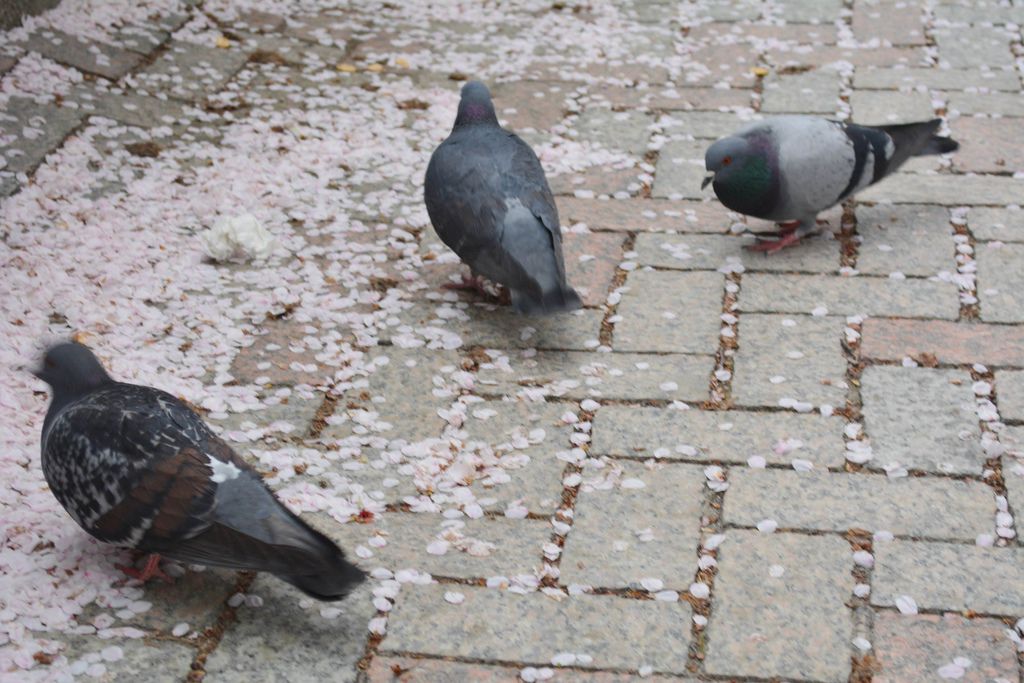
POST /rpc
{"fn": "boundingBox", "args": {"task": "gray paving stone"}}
[322,513,547,579]
[634,231,841,273]
[72,89,187,128]
[760,69,840,115]
[681,43,760,87]
[135,41,248,101]
[614,269,723,354]
[322,347,457,443]
[204,576,374,682]
[0,52,19,75]
[739,273,960,319]
[934,26,1015,69]
[933,1,1024,25]
[776,0,842,23]
[853,1,926,46]
[948,92,1024,118]
[0,175,19,198]
[692,0,762,21]
[455,399,574,514]
[725,468,995,539]
[50,636,195,682]
[873,612,1021,683]
[660,111,751,140]
[849,90,934,125]
[383,584,693,672]
[732,313,848,408]
[1003,428,1024,527]
[573,109,654,155]
[854,68,1021,92]
[861,366,984,475]
[652,139,707,200]
[475,350,712,402]
[385,300,605,353]
[872,540,1024,615]
[977,242,1024,323]
[0,97,82,174]
[208,393,322,442]
[561,461,705,589]
[704,530,853,682]
[112,24,170,55]
[996,371,1024,421]
[592,406,846,467]
[20,29,144,79]
[952,116,1024,175]
[855,204,953,276]
[968,207,1024,243]
[860,173,1024,207]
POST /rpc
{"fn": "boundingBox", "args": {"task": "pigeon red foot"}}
[441,272,491,297]
[745,220,804,254]
[117,553,173,584]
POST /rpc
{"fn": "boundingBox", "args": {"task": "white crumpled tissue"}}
[201,214,276,262]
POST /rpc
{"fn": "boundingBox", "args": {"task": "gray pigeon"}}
[424,81,582,314]
[34,341,365,600]
[703,116,959,252]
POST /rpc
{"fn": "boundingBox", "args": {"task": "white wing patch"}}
[207,456,241,484]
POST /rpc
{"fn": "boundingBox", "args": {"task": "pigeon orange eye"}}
[722,156,732,166]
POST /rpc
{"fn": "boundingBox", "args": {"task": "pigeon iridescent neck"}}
[708,137,778,219]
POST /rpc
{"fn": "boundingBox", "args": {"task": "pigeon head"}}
[34,342,113,396]
[703,135,777,216]
[454,80,499,128]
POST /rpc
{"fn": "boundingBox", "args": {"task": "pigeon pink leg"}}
[117,553,173,584]
[441,272,491,297]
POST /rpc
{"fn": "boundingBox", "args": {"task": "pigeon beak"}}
[701,174,714,190]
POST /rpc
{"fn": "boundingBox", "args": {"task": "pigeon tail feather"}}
[878,119,958,169]
[511,284,583,316]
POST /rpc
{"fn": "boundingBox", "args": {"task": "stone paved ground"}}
[2,0,1024,681]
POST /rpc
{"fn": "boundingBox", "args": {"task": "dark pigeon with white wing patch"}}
[424,80,582,315]
[703,116,959,252]
[34,342,365,601]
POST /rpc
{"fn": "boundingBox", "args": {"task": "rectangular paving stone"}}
[476,350,712,403]
[732,313,848,408]
[0,97,82,174]
[634,231,840,273]
[680,43,760,87]
[704,530,853,682]
[767,45,925,70]
[493,80,570,133]
[387,300,605,352]
[968,206,1023,242]
[995,370,1024,421]
[383,584,693,673]
[739,273,960,319]
[855,204,953,276]
[21,29,144,79]
[725,468,994,540]
[561,461,704,589]
[977,242,1024,323]
[455,399,574,514]
[948,92,1024,118]
[861,318,1024,367]
[953,116,1024,175]
[204,576,375,683]
[760,69,840,115]
[0,53,18,75]
[614,269,723,353]
[323,513,548,579]
[873,612,1021,683]
[935,26,1014,68]
[854,68,1021,92]
[583,85,753,112]
[776,0,842,23]
[872,540,1024,615]
[135,41,248,101]
[861,366,984,475]
[592,406,846,467]
[322,347,457,444]
[71,89,187,128]
[113,24,170,55]
[549,163,643,198]
[652,139,707,199]
[1003,429,1024,531]
[573,109,654,155]
[853,1,926,46]
[51,636,196,682]
[934,2,1024,25]
[849,90,934,125]
[557,197,735,233]
[660,111,751,140]
[563,231,624,307]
